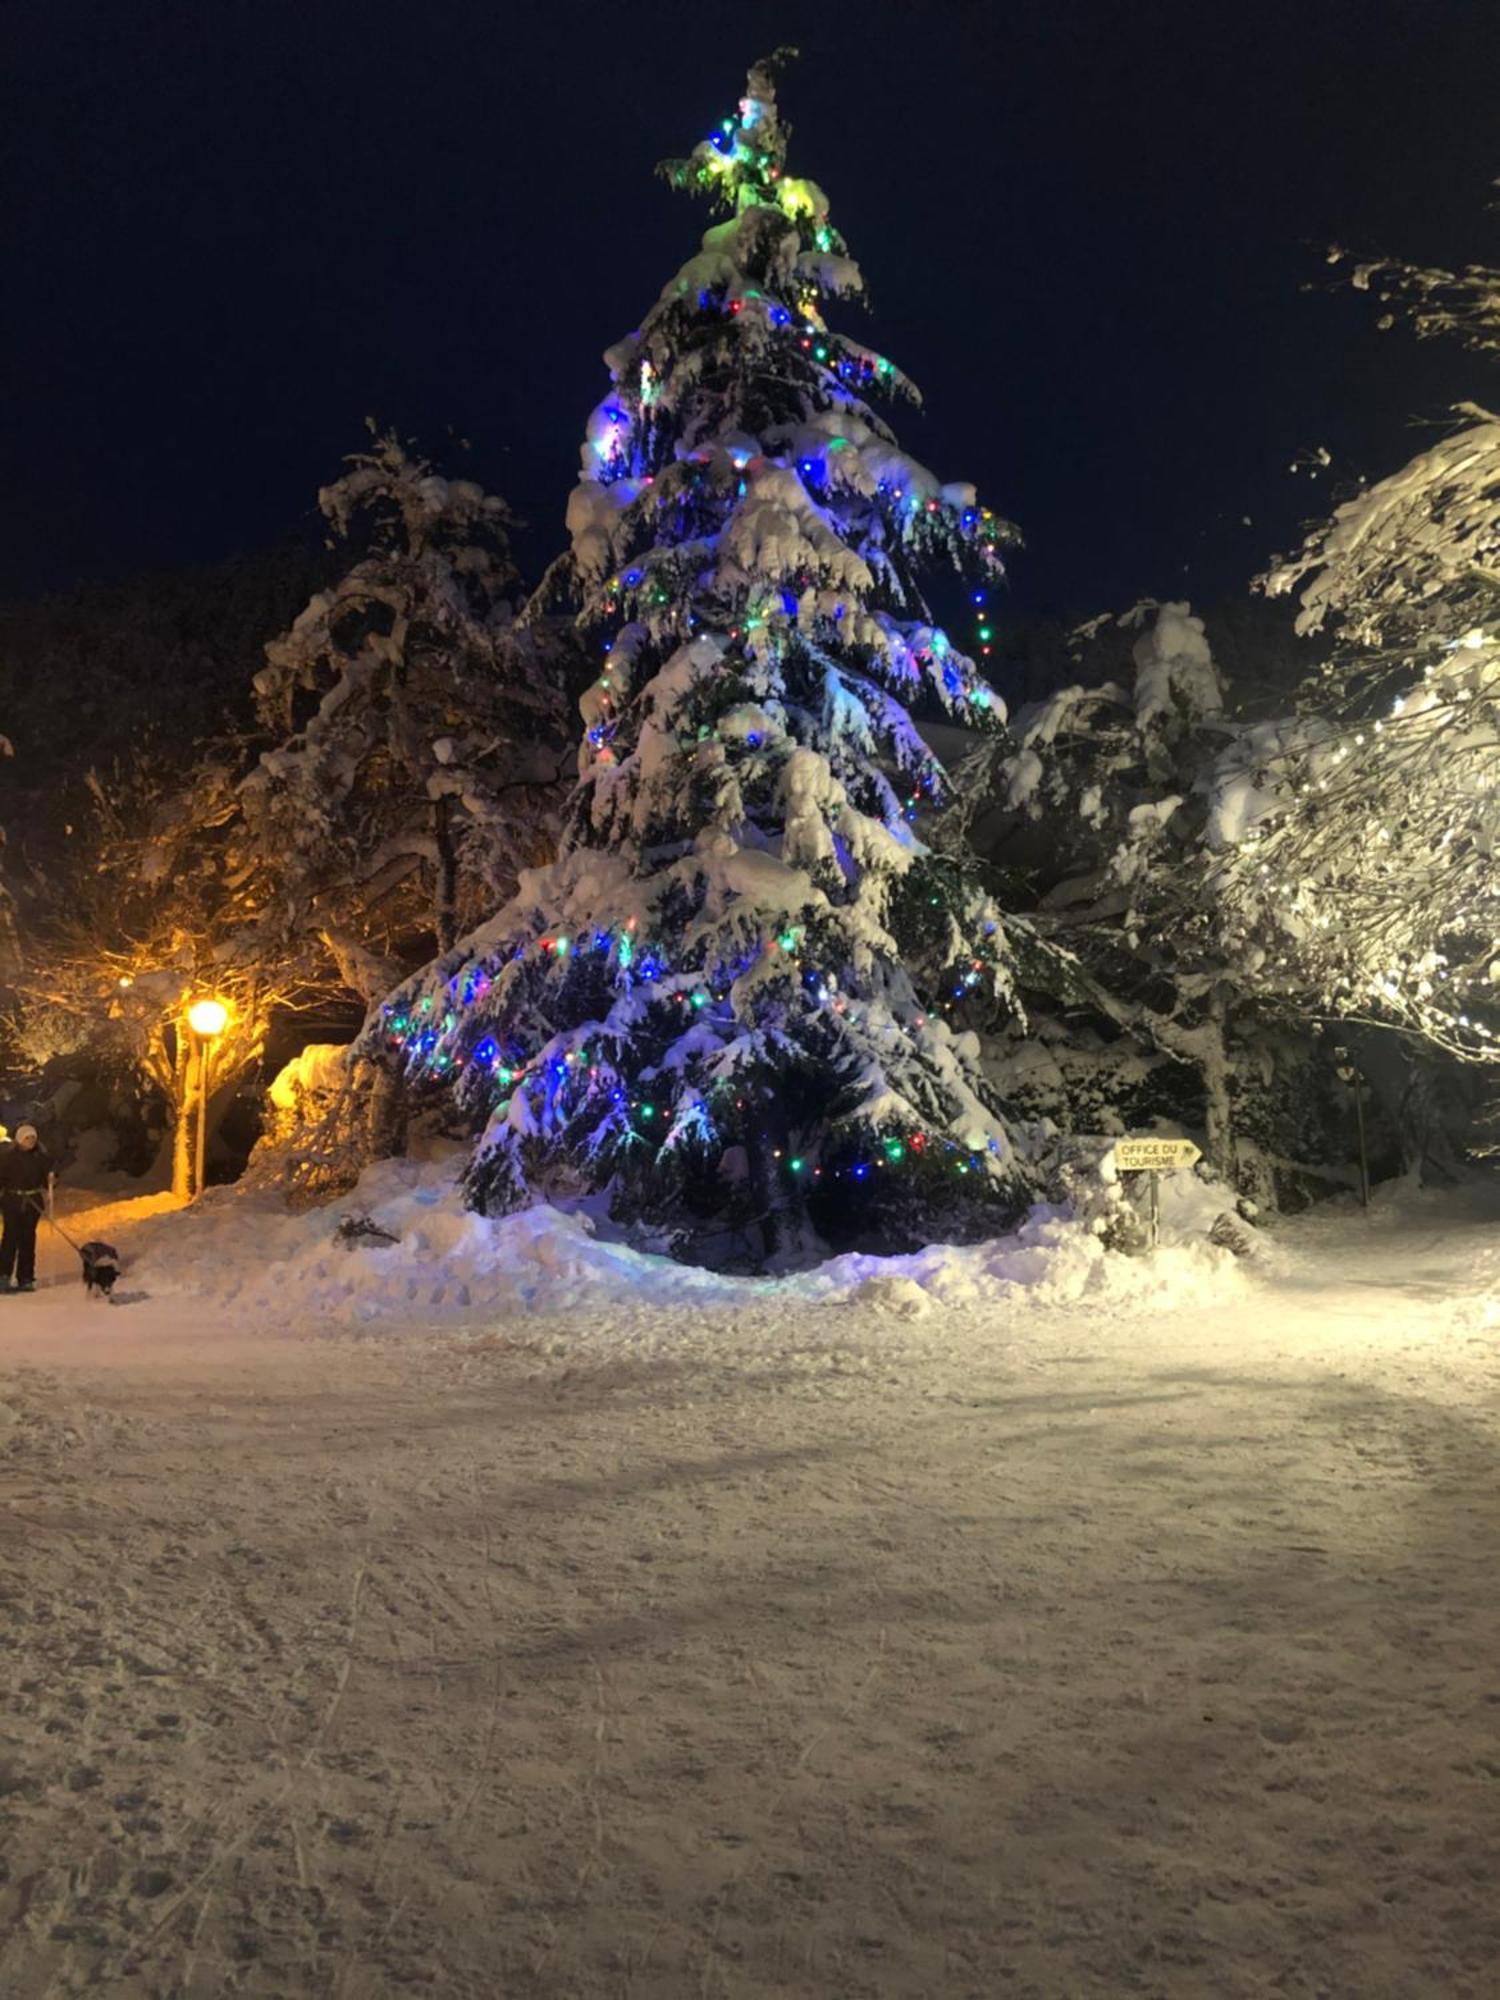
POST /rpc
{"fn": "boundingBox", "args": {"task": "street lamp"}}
[187,998,229,1200]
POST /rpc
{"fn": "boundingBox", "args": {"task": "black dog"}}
[79,1240,121,1298]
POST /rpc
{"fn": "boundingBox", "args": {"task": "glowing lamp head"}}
[188,999,229,1039]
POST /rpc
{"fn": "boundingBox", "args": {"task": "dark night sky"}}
[5,0,1499,615]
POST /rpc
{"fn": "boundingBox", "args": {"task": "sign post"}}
[1110,1136,1203,1249]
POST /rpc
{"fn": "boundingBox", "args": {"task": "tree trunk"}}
[747,1090,798,1266]
[366,1063,406,1162]
[1143,994,1235,1188]
[746,1123,779,1264]
[433,795,458,953]
[1201,987,1235,1184]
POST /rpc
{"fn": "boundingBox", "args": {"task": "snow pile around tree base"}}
[114,1151,1250,1336]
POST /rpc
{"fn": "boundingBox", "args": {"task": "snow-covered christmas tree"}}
[379,54,1028,1261]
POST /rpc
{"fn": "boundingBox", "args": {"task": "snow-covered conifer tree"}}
[957,604,1369,1203]
[243,426,566,981]
[381,55,1026,1261]
[964,605,1247,1164]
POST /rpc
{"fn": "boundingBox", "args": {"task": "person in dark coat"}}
[0,1125,54,1293]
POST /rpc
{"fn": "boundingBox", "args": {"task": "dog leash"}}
[44,1200,84,1248]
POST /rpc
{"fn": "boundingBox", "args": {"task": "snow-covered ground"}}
[2,1176,1498,1997]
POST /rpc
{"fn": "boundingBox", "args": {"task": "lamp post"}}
[1333,1045,1370,1209]
[187,998,229,1200]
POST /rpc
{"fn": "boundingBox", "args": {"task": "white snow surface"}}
[265,1040,349,1111]
[2,1177,1498,1996]
[115,1152,1248,1337]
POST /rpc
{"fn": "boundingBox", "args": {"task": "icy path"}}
[1,1197,1498,1997]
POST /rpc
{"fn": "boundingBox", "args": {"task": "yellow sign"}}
[1112,1136,1202,1173]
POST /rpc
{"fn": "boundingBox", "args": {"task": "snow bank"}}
[266,1042,350,1111]
[119,1154,1248,1338]
[802,1205,1241,1319]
